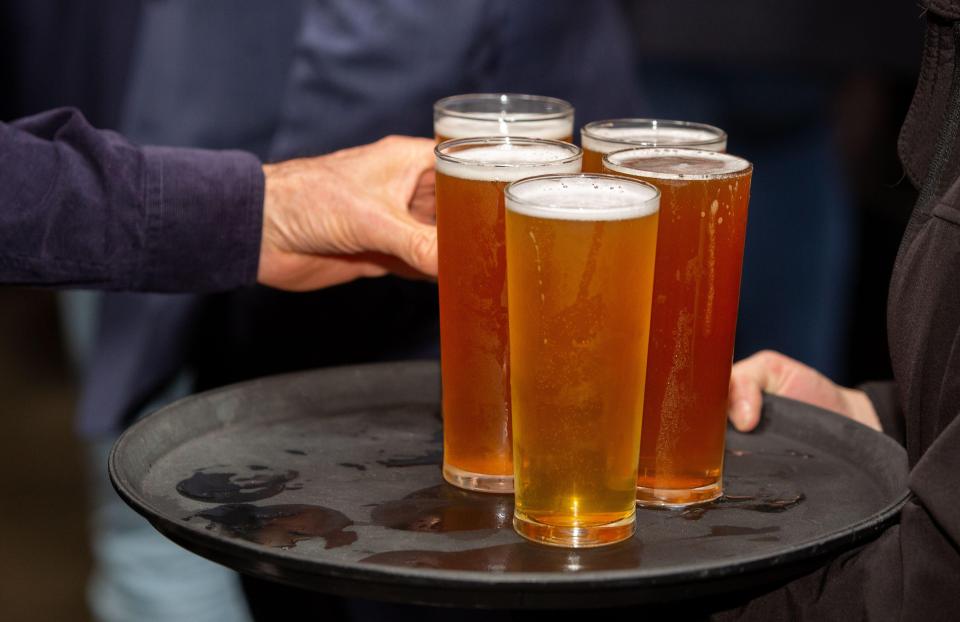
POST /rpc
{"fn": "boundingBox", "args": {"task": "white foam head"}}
[434,93,574,140]
[505,174,660,221]
[581,119,727,154]
[436,139,582,182]
[603,148,751,180]
[435,113,574,140]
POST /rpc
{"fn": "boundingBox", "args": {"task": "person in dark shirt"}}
[718,1,960,618]
[0,108,438,293]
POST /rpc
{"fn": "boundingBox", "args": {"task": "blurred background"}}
[0,1,924,620]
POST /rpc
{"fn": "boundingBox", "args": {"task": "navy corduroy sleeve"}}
[0,107,264,292]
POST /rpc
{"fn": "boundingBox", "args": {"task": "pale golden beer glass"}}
[581,119,727,173]
[435,137,582,493]
[603,148,753,507]
[506,174,660,546]
[434,94,574,143]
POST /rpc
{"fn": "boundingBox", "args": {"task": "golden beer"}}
[581,119,727,173]
[603,148,753,507]
[506,174,660,546]
[435,137,581,493]
[434,94,574,143]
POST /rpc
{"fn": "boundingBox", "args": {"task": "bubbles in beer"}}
[605,148,751,181]
[581,119,727,154]
[436,141,581,182]
[435,113,573,141]
[505,175,659,221]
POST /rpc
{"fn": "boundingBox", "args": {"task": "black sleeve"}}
[714,415,960,621]
[861,380,906,446]
[0,107,264,292]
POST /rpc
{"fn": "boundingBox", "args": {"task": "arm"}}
[719,352,959,618]
[1,108,437,293]
[1,108,262,292]
[727,350,883,433]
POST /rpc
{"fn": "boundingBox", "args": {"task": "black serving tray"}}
[109,361,908,609]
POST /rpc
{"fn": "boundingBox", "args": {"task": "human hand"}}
[727,350,881,433]
[257,135,438,291]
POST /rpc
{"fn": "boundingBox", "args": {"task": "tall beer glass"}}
[434,94,574,143]
[581,119,727,173]
[435,137,582,493]
[506,174,660,546]
[603,148,752,507]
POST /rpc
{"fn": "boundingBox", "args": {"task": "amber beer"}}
[434,94,574,143]
[506,174,660,546]
[581,119,727,173]
[435,137,581,492]
[604,148,753,507]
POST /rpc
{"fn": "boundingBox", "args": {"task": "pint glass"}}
[434,94,574,143]
[505,174,660,546]
[604,148,752,507]
[581,119,727,173]
[435,137,582,492]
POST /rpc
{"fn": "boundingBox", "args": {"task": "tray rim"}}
[108,361,910,596]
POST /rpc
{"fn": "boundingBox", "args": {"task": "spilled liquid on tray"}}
[176,466,299,503]
[679,492,806,521]
[192,503,357,549]
[370,484,513,533]
[376,449,443,468]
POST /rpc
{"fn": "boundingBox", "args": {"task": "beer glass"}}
[435,137,582,493]
[505,174,660,546]
[581,119,727,173]
[434,94,574,143]
[603,148,753,507]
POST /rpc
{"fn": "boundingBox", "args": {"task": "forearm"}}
[0,108,264,292]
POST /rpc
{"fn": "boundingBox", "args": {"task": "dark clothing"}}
[75,0,645,438]
[0,108,263,292]
[717,3,960,619]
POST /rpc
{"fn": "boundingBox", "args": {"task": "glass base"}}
[512,511,635,548]
[636,480,722,508]
[442,463,513,494]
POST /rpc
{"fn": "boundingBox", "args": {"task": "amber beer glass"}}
[435,137,582,492]
[434,94,574,143]
[581,119,727,173]
[506,174,660,546]
[604,148,752,507]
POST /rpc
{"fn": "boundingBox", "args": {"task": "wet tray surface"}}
[110,361,908,609]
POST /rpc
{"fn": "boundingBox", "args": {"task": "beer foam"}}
[505,175,659,221]
[582,121,727,154]
[604,148,750,180]
[435,113,573,140]
[436,142,581,182]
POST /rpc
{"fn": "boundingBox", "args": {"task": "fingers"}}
[374,136,437,207]
[728,370,763,432]
[363,210,438,277]
[727,350,782,432]
[409,168,436,224]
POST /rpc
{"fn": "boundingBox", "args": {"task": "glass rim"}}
[603,146,752,180]
[434,136,582,169]
[504,173,661,217]
[434,93,575,123]
[581,118,728,148]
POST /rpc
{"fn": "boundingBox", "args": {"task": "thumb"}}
[365,211,438,277]
[727,351,781,432]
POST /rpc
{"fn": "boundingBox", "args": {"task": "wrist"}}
[839,388,882,432]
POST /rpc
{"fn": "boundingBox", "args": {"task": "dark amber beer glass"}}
[506,174,660,546]
[581,119,727,173]
[604,148,752,507]
[435,137,581,492]
[434,94,574,143]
